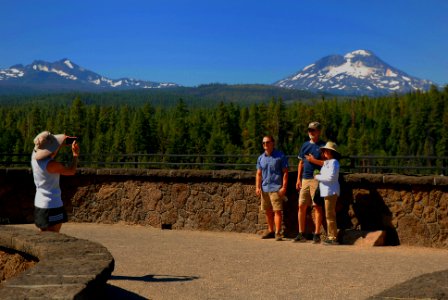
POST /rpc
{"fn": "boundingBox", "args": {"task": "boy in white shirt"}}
[314,142,340,245]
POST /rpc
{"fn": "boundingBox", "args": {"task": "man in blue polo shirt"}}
[256,135,289,241]
[294,122,325,243]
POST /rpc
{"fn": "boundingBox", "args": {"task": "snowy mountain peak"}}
[344,49,373,59]
[0,59,179,92]
[63,59,75,69]
[274,50,435,96]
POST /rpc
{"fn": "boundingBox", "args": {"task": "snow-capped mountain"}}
[0,59,178,93]
[274,50,435,96]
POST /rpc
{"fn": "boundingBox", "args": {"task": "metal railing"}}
[341,155,448,175]
[1,153,447,175]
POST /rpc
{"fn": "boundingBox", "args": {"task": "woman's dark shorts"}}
[34,206,68,229]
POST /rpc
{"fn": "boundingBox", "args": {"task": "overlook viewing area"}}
[0,155,447,299]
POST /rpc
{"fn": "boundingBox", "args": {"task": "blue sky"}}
[1,0,447,86]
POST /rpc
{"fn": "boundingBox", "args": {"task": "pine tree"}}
[69,97,85,137]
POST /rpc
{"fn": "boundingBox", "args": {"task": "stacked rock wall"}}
[0,168,447,248]
[342,174,448,248]
[70,176,263,234]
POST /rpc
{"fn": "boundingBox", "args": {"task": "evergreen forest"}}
[0,85,447,171]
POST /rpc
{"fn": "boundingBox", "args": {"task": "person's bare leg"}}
[298,204,307,233]
[274,211,282,233]
[314,206,323,234]
[265,208,275,233]
[40,223,62,233]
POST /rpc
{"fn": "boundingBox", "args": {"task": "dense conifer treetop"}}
[0,85,446,162]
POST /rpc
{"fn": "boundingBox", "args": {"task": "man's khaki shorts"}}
[261,191,284,211]
[299,179,320,206]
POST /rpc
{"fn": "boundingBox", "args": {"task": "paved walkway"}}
[14,224,448,300]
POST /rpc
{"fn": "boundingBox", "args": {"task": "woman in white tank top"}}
[31,131,80,232]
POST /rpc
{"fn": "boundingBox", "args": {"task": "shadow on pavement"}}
[369,269,448,299]
[111,274,200,283]
[105,284,148,300]
[105,275,199,299]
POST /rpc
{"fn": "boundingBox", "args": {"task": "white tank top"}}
[31,153,62,209]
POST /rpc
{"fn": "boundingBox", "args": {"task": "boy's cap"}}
[308,122,322,130]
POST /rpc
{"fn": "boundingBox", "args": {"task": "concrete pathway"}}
[14,223,448,300]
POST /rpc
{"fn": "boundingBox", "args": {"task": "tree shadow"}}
[105,284,148,300]
[369,269,448,299]
[110,274,200,283]
[104,274,200,300]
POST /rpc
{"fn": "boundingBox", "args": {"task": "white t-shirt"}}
[31,153,62,209]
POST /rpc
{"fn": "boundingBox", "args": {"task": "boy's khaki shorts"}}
[261,191,284,211]
[299,179,319,206]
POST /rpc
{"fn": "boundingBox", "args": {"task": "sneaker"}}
[275,232,283,241]
[292,233,306,243]
[323,239,339,245]
[261,231,275,239]
[312,234,321,244]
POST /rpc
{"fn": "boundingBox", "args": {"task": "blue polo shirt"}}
[256,149,289,192]
[298,140,325,179]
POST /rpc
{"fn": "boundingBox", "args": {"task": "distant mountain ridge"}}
[274,50,436,96]
[0,59,178,93]
[0,52,438,96]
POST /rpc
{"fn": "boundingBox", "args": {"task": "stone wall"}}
[341,174,448,248]
[0,168,447,248]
